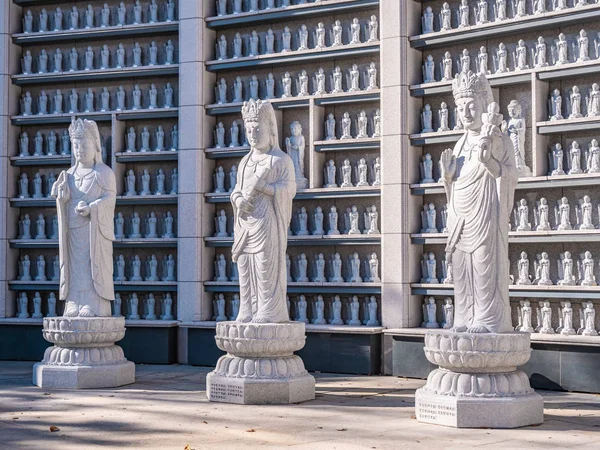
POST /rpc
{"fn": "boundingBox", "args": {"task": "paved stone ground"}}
[1,362,599,449]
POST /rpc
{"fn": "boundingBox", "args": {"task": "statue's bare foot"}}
[450,325,467,332]
[467,325,490,333]
[63,303,79,317]
[78,306,97,317]
[237,315,252,323]
[251,316,269,324]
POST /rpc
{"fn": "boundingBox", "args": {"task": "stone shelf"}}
[124,319,179,327]
[314,138,380,152]
[537,116,600,135]
[114,151,178,163]
[10,155,71,167]
[410,4,600,49]
[204,146,250,159]
[11,21,179,45]
[10,195,178,207]
[205,90,379,115]
[384,327,600,346]
[410,174,600,195]
[9,280,177,292]
[11,108,179,126]
[205,0,378,29]
[411,71,531,97]
[12,65,179,86]
[116,194,178,206]
[179,320,384,334]
[412,230,600,244]
[0,318,43,325]
[205,42,379,72]
[204,281,382,294]
[409,129,462,146]
[412,283,600,300]
[9,238,178,249]
[205,234,381,247]
[204,186,380,203]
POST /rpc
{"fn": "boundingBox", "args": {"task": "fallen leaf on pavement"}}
[246,428,256,432]
[337,428,347,432]
[49,426,60,432]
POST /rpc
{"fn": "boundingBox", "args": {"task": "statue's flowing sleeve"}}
[89,165,117,300]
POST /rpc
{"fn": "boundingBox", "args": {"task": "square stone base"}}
[33,361,136,389]
[415,389,544,428]
[206,372,315,404]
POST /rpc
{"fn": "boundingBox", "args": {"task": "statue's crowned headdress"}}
[452,70,493,104]
[69,118,104,161]
[241,99,279,148]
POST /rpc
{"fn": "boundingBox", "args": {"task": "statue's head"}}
[69,118,102,165]
[290,120,302,137]
[507,100,521,118]
[241,100,279,154]
[452,71,493,131]
[521,251,527,258]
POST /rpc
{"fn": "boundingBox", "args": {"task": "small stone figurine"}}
[422,297,439,328]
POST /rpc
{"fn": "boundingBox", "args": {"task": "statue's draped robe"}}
[53,164,116,317]
[443,133,517,332]
[231,147,296,323]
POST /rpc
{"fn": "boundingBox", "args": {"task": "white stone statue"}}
[514,40,529,70]
[341,112,352,139]
[368,15,378,42]
[313,207,324,235]
[535,252,553,285]
[367,62,378,91]
[458,0,469,28]
[366,296,379,326]
[285,121,308,189]
[514,199,531,231]
[536,300,554,334]
[332,66,343,93]
[368,253,380,282]
[357,112,368,139]
[349,296,361,325]
[577,30,589,62]
[51,119,116,317]
[550,143,565,175]
[438,102,450,132]
[506,100,532,177]
[569,141,583,174]
[282,27,292,52]
[422,203,438,233]
[558,301,576,335]
[555,197,572,230]
[328,206,340,235]
[420,153,435,184]
[495,43,508,74]
[577,195,594,230]
[516,251,532,285]
[578,301,597,336]
[579,251,597,286]
[296,254,309,282]
[423,55,435,83]
[421,253,439,284]
[516,300,534,332]
[587,139,600,173]
[422,297,439,328]
[534,36,548,68]
[229,99,296,322]
[422,6,434,34]
[555,33,569,65]
[325,113,336,140]
[18,292,29,318]
[348,206,360,235]
[441,3,452,31]
[558,251,576,286]
[570,86,583,119]
[349,64,361,92]
[439,71,517,333]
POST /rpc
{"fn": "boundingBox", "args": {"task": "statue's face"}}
[455,96,484,131]
[73,137,95,165]
[246,119,270,153]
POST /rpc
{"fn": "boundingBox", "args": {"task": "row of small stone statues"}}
[22,1,176,33]
[15,291,175,321]
[419,295,598,337]
[212,292,380,327]
[214,251,380,283]
[20,83,175,116]
[124,125,178,152]
[17,210,175,240]
[421,0,591,35]
[21,40,176,75]
[122,168,178,196]
[423,31,599,84]
[549,84,600,121]
[213,156,381,193]
[419,139,600,184]
[216,0,323,16]
[419,249,600,287]
[18,130,71,157]
[214,62,378,104]
[214,204,379,237]
[113,253,176,282]
[17,252,176,282]
[419,194,600,234]
[213,110,380,149]
[215,16,378,60]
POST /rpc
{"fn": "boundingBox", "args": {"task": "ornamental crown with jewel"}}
[452,70,493,104]
[69,118,100,140]
[241,99,274,124]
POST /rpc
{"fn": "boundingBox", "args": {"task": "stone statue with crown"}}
[206,100,315,404]
[33,119,135,389]
[415,72,543,428]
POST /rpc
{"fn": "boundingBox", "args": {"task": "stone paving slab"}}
[0,362,599,449]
